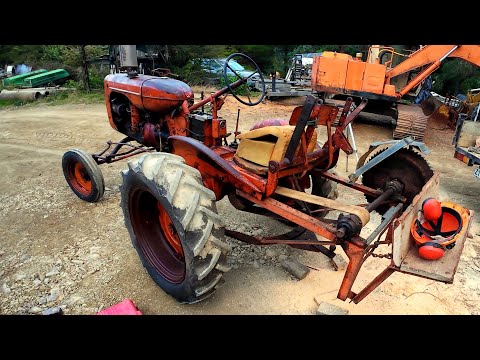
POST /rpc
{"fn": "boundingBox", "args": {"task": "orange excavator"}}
[311,45,480,141]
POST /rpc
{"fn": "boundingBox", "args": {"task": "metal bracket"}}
[365,203,403,245]
[349,136,430,182]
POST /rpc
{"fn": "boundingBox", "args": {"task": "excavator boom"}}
[387,45,480,79]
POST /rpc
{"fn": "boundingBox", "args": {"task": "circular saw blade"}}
[361,148,434,214]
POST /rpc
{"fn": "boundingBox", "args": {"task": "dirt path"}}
[0,97,479,315]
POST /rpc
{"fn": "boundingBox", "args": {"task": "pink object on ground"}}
[96,299,142,315]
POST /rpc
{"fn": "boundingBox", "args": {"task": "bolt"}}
[336,228,346,238]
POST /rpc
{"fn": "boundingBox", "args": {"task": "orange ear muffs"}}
[422,198,442,222]
[418,242,445,260]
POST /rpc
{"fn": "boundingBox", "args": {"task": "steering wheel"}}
[223,53,266,106]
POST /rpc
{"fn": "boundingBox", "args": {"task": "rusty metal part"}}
[319,98,367,170]
[237,190,338,242]
[361,148,433,215]
[337,240,368,301]
[370,252,393,259]
[351,267,396,304]
[339,201,404,303]
[313,169,382,198]
[393,104,429,141]
[142,123,158,147]
[336,214,363,239]
[92,137,155,165]
[226,227,337,259]
[169,136,263,200]
[337,97,354,128]
[189,78,246,114]
[129,104,141,133]
[336,98,368,132]
[225,226,306,244]
[364,180,402,212]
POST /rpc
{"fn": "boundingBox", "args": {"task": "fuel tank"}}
[104,73,194,113]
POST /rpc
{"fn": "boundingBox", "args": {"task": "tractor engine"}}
[104,73,194,150]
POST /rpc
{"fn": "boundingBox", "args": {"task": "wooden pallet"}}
[392,172,474,283]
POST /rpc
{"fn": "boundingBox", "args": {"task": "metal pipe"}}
[119,45,138,68]
[0,90,41,101]
[347,123,359,163]
[440,45,460,61]
[365,187,395,212]
[188,78,246,112]
[365,203,403,245]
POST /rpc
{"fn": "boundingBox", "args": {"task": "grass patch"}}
[41,90,105,105]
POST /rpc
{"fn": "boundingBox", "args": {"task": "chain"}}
[371,252,393,259]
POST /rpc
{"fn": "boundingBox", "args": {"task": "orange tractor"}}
[62,52,473,304]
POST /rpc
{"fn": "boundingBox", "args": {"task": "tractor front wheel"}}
[120,152,231,304]
[62,149,105,202]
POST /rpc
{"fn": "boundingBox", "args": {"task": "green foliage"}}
[85,45,109,59]
[175,59,211,86]
[167,45,228,68]
[219,75,260,97]
[63,79,78,88]
[432,58,480,96]
[40,45,82,67]
[233,45,277,74]
[0,45,42,64]
[220,75,246,95]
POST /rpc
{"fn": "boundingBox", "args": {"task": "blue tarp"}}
[14,64,31,75]
[415,76,433,104]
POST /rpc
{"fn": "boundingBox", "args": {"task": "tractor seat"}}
[233,125,318,175]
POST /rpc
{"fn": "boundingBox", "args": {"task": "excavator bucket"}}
[419,95,459,129]
[418,95,442,117]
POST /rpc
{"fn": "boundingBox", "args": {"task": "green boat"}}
[2,69,48,88]
[23,69,70,88]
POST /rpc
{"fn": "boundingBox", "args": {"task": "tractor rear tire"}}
[312,170,339,201]
[62,149,105,202]
[305,169,339,218]
[120,152,231,304]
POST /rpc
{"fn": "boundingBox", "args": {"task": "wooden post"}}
[80,45,90,92]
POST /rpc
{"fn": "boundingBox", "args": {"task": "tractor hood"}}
[104,73,194,113]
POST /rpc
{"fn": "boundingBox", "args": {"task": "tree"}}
[79,45,90,92]
[432,59,480,96]
[0,45,42,65]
